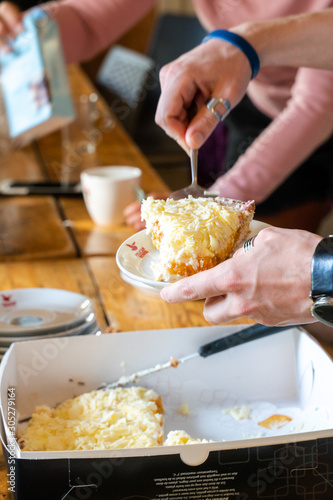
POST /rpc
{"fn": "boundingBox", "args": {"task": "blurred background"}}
[7,0,333,235]
[80,0,199,192]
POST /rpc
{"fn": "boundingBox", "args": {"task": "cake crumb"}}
[170,357,179,368]
[222,405,251,420]
[104,326,119,334]
[258,414,292,430]
[177,402,191,416]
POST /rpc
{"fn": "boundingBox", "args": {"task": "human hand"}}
[0,2,24,50]
[123,191,170,231]
[155,37,252,154]
[161,227,322,326]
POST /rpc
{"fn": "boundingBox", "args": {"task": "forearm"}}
[212,67,333,203]
[233,10,333,71]
[213,110,333,203]
[42,0,155,63]
[155,8,333,153]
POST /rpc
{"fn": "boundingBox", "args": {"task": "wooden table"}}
[0,65,220,333]
[0,65,331,498]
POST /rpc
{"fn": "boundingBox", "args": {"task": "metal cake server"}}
[169,101,218,201]
[101,324,295,390]
[169,148,210,200]
[169,148,219,200]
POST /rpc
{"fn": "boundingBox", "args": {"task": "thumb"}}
[185,99,226,149]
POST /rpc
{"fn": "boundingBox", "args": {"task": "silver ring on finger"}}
[206,97,231,122]
[243,235,257,253]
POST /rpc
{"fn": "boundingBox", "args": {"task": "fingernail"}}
[188,131,204,148]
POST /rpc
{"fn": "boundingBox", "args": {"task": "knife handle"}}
[198,324,295,358]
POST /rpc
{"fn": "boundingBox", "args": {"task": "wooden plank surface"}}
[88,256,211,331]
[0,463,9,499]
[87,256,254,332]
[0,197,76,260]
[0,144,76,260]
[0,144,44,180]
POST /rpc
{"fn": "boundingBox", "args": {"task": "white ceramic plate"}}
[116,220,270,291]
[0,320,101,347]
[0,288,95,334]
[119,271,162,298]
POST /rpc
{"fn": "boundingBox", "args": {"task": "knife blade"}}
[101,323,295,390]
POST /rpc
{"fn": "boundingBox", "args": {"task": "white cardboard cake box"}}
[0,325,333,500]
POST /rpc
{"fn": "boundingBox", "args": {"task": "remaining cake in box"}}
[18,386,208,451]
[141,196,255,282]
[18,386,164,451]
[163,430,210,446]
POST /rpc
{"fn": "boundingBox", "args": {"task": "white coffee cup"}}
[81,166,142,226]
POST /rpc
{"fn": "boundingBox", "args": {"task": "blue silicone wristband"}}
[202,30,260,79]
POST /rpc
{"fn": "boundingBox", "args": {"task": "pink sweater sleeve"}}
[42,0,156,63]
[211,67,333,203]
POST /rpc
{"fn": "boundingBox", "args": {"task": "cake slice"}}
[141,196,255,282]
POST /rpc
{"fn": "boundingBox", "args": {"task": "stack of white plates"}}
[0,288,101,361]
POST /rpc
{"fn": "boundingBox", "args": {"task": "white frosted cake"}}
[18,387,164,451]
[141,196,255,281]
[18,386,207,451]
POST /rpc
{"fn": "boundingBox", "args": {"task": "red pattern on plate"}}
[126,242,138,251]
[135,247,149,258]
[1,294,16,307]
